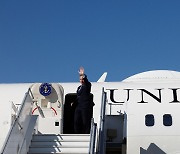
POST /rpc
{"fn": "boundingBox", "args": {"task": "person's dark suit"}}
[74,74,94,134]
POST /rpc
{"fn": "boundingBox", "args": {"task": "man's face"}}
[79,76,84,84]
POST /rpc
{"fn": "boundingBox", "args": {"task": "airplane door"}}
[63,93,94,134]
[30,83,64,134]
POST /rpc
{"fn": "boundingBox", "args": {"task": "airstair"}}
[28,134,90,154]
[0,84,97,154]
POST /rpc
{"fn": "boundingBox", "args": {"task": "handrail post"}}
[89,118,94,154]
[92,123,97,154]
[89,118,97,154]
[98,87,107,154]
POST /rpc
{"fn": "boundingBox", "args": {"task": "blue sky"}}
[0,0,180,83]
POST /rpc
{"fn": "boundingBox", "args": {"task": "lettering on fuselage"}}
[106,88,180,104]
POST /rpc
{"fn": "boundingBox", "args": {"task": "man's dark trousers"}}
[74,107,93,134]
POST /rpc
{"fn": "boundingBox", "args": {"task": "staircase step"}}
[28,134,90,154]
[28,153,88,154]
[32,134,90,142]
[27,152,89,154]
[31,141,89,147]
[28,147,89,153]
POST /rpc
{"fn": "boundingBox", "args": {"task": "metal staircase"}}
[0,85,97,154]
[28,134,90,154]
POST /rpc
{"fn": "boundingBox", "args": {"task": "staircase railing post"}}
[89,118,97,154]
[98,87,107,154]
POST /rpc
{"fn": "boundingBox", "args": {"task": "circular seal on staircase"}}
[39,83,52,96]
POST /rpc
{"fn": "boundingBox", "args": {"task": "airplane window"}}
[163,114,172,126]
[145,114,154,126]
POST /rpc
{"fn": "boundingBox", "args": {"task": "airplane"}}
[1,70,180,154]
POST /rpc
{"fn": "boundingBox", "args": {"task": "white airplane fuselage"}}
[1,70,180,154]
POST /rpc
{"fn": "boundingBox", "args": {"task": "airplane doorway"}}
[63,93,94,134]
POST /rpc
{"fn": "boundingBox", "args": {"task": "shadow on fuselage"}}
[140,143,166,154]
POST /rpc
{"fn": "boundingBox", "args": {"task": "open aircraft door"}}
[30,83,64,134]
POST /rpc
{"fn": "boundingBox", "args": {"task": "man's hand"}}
[78,66,84,76]
[71,102,74,106]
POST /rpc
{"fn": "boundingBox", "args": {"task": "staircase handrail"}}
[98,87,107,154]
[1,88,37,154]
[89,118,97,154]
